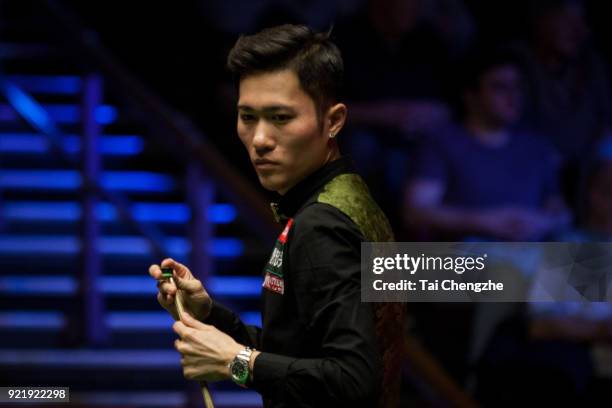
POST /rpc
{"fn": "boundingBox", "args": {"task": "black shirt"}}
[205,157,404,407]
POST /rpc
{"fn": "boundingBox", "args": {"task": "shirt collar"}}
[271,156,354,222]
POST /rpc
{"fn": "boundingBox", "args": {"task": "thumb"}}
[161,258,191,279]
[181,311,207,330]
[173,273,203,294]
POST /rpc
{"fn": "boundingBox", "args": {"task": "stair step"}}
[2,201,236,224]
[0,310,262,330]
[0,170,176,192]
[69,391,261,407]
[0,103,117,124]
[0,349,179,368]
[0,133,143,156]
[70,391,186,407]
[4,75,81,95]
[0,235,244,257]
[0,275,261,298]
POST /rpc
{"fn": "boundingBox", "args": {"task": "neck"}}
[277,150,342,196]
[325,146,341,164]
[465,116,509,147]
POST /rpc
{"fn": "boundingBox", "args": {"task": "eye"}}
[271,114,293,124]
[240,113,257,123]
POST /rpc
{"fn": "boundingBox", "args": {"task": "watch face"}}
[230,359,249,384]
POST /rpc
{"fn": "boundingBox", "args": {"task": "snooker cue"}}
[162,268,215,408]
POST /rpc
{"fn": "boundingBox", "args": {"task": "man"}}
[403,49,571,386]
[404,49,570,241]
[149,24,404,407]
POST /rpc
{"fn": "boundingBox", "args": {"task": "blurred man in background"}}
[404,49,570,241]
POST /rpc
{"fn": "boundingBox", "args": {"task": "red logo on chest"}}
[262,218,293,295]
[263,272,285,294]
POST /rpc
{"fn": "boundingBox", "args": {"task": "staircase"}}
[0,2,276,407]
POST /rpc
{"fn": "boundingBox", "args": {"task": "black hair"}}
[227,24,344,117]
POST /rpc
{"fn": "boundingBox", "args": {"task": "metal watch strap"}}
[237,347,252,363]
[230,347,253,387]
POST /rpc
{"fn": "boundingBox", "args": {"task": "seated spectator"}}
[334,0,468,219]
[519,0,612,209]
[403,49,571,241]
[564,141,612,241]
[335,0,454,137]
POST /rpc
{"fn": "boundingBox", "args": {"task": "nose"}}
[252,122,275,155]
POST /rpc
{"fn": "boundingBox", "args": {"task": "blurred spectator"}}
[334,0,471,219]
[335,0,454,135]
[565,148,612,241]
[520,0,612,209]
[403,48,571,241]
[582,159,612,239]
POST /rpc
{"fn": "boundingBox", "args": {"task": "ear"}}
[325,103,347,139]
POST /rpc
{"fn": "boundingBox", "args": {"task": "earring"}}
[329,132,335,139]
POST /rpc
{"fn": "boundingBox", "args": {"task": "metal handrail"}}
[43,0,278,241]
[0,76,168,260]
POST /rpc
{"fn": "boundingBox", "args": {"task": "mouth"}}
[253,159,279,169]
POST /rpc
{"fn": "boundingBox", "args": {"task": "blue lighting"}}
[106,312,174,330]
[6,75,81,94]
[0,311,65,329]
[0,275,261,297]
[0,170,80,189]
[209,238,244,258]
[0,133,143,155]
[2,201,236,224]
[0,310,261,331]
[0,103,118,125]
[0,133,47,152]
[0,170,175,192]
[95,105,117,124]
[0,235,243,257]
[208,203,237,223]
[101,171,175,192]
[2,83,56,134]
[240,311,262,326]
[0,349,180,368]
[0,276,77,294]
[208,276,262,297]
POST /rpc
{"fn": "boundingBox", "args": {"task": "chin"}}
[258,175,285,193]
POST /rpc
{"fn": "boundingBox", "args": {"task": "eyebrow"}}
[237,105,295,113]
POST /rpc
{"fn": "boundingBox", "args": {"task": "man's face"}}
[475,65,522,126]
[237,69,331,195]
[539,4,587,59]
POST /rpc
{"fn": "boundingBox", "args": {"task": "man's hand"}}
[149,258,212,322]
[478,207,557,241]
[173,311,243,382]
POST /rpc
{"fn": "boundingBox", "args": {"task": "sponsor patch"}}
[262,218,293,294]
[262,272,285,294]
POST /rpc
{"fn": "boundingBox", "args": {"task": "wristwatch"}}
[229,347,253,387]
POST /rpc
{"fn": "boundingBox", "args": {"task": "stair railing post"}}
[186,160,214,284]
[80,72,108,345]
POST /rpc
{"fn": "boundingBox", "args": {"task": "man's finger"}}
[181,311,208,330]
[173,321,190,338]
[148,264,162,279]
[175,339,198,356]
[161,258,191,279]
[173,273,202,294]
[156,279,176,296]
